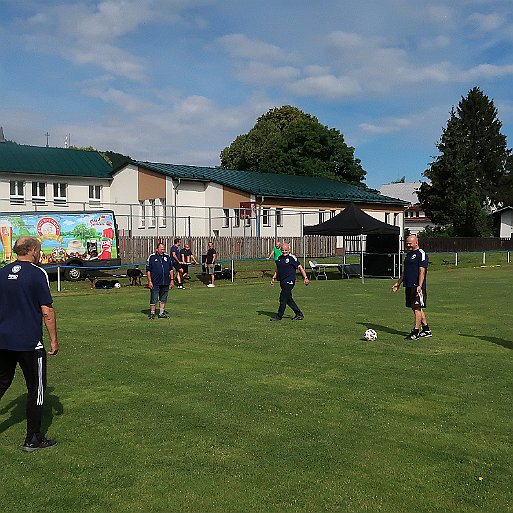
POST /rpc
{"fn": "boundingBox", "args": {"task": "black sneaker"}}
[270,316,282,321]
[419,329,432,338]
[149,313,156,320]
[291,315,304,320]
[406,330,420,340]
[23,436,57,453]
[158,312,169,319]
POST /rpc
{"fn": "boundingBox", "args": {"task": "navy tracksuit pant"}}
[0,348,47,442]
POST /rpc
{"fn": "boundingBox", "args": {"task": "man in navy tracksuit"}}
[270,243,310,320]
[146,242,173,319]
[392,235,432,340]
[0,236,60,452]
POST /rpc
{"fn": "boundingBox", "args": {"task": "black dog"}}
[127,267,143,286]
[94,279,120,289]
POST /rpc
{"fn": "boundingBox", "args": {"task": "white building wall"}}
[0,173,111,212]
[500,210,513,238]
[1,166,405,239]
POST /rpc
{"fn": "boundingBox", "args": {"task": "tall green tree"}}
[220,105,366,184]
[418,87,512,236]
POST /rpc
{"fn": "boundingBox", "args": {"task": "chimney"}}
[0,127,5,143]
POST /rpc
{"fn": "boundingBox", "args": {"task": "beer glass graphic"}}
[0,220,13,262]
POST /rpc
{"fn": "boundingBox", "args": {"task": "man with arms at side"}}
[0,236,60,452]
[170,238,184,289]
[146,242,173,319]
[392,235,432,340]
[270,242,309,321]
[205,241,217,288]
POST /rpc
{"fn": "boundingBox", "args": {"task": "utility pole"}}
[45,132,50,147]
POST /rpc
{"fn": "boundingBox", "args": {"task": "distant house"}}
[0,142,113,209]
[493,206,513,238]
[379,181,432,235]
[0,140,406,238]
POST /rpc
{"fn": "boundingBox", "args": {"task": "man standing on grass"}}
[205,241,217,288]
[270,242,309,321]
[0,236,60,452]
[146,242,173,319]
[170,238,184,289]
[392,235,432,340]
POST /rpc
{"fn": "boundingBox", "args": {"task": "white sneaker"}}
[207,284,215,288]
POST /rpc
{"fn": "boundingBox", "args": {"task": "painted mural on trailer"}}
[0,211,118,265]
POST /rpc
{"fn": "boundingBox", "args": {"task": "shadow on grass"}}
[357,322,409,337]
[0,387,63,436]
[257,310,280,319]
[460,333,513,350]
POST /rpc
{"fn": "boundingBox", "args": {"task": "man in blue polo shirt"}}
[392,235,432,340]
[0,236,60,452]
[146,242,173,319]
[270,242,310,320]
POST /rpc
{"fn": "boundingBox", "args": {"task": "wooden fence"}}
[118,235,513,265]
[118,235,339,264]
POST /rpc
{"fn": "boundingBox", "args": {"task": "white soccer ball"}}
[364,329,377,341]
[114,282,121,288]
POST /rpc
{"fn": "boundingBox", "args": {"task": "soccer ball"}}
[114,282,121,288]
[363,329,377,341]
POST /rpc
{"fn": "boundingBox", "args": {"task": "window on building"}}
[384,212,390,224]
[89,185,101,203]
[263,208,271,227]
[233,209,240,228]
[318,210,326,224]
[53,183,67,205]
[393,213,399,226]
[148,199,156,228]
[276,208,283,227]
[223,209,230,228]
[32,181,46,203]
[139,200,146,228]
[9,180,24,204]
[160,199,167,228]
[330,210,336,218]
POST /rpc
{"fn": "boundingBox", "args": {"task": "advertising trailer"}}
[0,210,121,280]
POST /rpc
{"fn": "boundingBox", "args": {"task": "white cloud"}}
[217,34,294,62]
[419,35,451,50]
[17,0,208,81]
[359,118,412,136]
[460,63,513,80]
[468,12,505,32]
[85,87,156,114]
[234,61,300,87]
[288,75,361,99]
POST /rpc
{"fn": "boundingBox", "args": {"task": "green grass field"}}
[1,261,513,513]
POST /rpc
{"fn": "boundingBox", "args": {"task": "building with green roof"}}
[0,142,112,209]
[110,160,406,238]
[0,141,406,238]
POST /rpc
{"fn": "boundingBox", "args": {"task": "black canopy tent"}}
[303,203,401,279]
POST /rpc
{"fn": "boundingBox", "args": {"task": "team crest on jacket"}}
[11,265,21,273]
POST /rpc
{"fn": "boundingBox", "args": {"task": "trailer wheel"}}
[64,264,84,281]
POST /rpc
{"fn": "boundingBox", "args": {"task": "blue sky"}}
[1,0,513,188]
